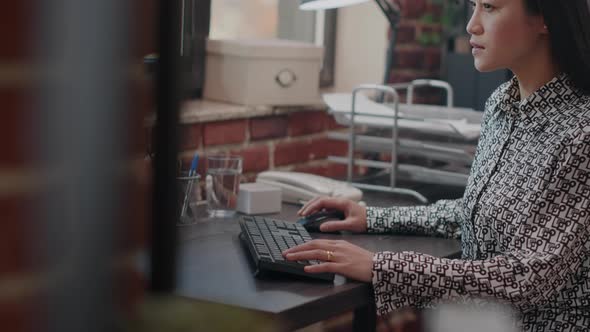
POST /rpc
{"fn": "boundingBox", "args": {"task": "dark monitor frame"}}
[150,0,182,292]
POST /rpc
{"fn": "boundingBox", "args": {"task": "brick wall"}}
[178,108,356,190]
[1,1,155,331]
[391,0,445,104]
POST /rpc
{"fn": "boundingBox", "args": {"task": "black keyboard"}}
[239,216,335,281]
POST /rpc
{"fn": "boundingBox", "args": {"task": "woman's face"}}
[466,0,547,72]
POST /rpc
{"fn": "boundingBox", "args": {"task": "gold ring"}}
[326,250,334,262]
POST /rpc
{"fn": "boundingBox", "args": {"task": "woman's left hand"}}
[282,239,374,283]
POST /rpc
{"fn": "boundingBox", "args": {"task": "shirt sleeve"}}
[371,133,590,315]
[366,199,463,239]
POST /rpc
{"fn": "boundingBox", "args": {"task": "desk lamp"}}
[300,0,401,87]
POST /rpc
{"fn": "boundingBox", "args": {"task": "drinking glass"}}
[206,155,243,218]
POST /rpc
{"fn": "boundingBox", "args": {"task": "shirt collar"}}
[497,73,580,126]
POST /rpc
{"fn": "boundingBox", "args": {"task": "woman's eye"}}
[482,2,494,11]
[468,0,476,7]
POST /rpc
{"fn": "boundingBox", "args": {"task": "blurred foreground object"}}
[423,302,519,332]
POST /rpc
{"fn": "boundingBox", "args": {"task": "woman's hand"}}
[283,239,374,282]
[298,196,367,233]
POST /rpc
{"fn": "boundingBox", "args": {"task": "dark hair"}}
[524,0,590,94]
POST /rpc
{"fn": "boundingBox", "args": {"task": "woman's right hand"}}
[297,196,367,233]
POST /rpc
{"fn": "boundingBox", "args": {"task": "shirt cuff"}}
[371,251,417,315]
[367,206,389,233]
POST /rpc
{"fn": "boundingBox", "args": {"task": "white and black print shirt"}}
[366,74,590,331]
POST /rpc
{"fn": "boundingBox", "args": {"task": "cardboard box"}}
[204,39,323,105]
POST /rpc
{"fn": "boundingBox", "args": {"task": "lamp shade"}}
[299,0,369,10]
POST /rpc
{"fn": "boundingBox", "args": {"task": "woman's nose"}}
[466,11,483,35]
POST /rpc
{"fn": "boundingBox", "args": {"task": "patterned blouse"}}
[366,74,590,331]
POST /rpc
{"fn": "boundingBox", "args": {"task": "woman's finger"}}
[297,196,323,215]
[304,262,338,274]
[318,219,352,232]
[298,196,329,216]
[299,197,349,217]
[284,249,329,262]
[282,239,333,255]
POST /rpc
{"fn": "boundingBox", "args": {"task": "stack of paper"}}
[322,93,482,141]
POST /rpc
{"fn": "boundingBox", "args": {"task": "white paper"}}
[322,93,482,140]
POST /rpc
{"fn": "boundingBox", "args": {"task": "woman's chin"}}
[473,59,498,73]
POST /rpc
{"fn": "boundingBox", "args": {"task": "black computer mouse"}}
[296,210,346,232]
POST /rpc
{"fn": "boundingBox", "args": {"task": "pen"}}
[189,153,199,176]
[180,153,199,219]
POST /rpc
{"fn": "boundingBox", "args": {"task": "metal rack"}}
[324,80,483,204]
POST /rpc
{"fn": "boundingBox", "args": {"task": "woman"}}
[283,0,590,330]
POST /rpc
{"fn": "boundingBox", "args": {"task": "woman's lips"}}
[470,41,485,55]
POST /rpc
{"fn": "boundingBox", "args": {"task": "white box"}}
[237,183,282,215]
[204,39,323,106]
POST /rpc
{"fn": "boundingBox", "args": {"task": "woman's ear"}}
[527,10,548,35]
[537,15,549,35]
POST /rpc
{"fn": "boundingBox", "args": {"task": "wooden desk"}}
[174,200,461,331]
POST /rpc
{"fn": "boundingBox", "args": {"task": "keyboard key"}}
[251,235,265,244]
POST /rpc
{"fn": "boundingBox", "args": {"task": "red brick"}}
[0,2,33,60]
[0,195,34,274]
[423,47,442,72]
[180,123,202,151]
[398,0,427,19]
[292,164,332,177]
[288,111,325,136]
[250,116,288,141]
[231,145,270,173]
[203,120,247,146]
[400,82,443,105]
[325,163,350,179]
[274,140,313,166]
[421,24,442,34]
[388,71,422,84]
[0,88,34,167]
[182,152,252,179]
[196,155,208,177]
[180,153,208,176]
[395,23,416,44]
[324,114,347,130]
[379,153,393,162]
[425,2,443,19]
[412,91,445,105]
[242,173,258,183]
[309,137,349,160]
[394,48,424,70]
[326,138,350,157]
[274,136,348,167]
[292,163,355,180]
